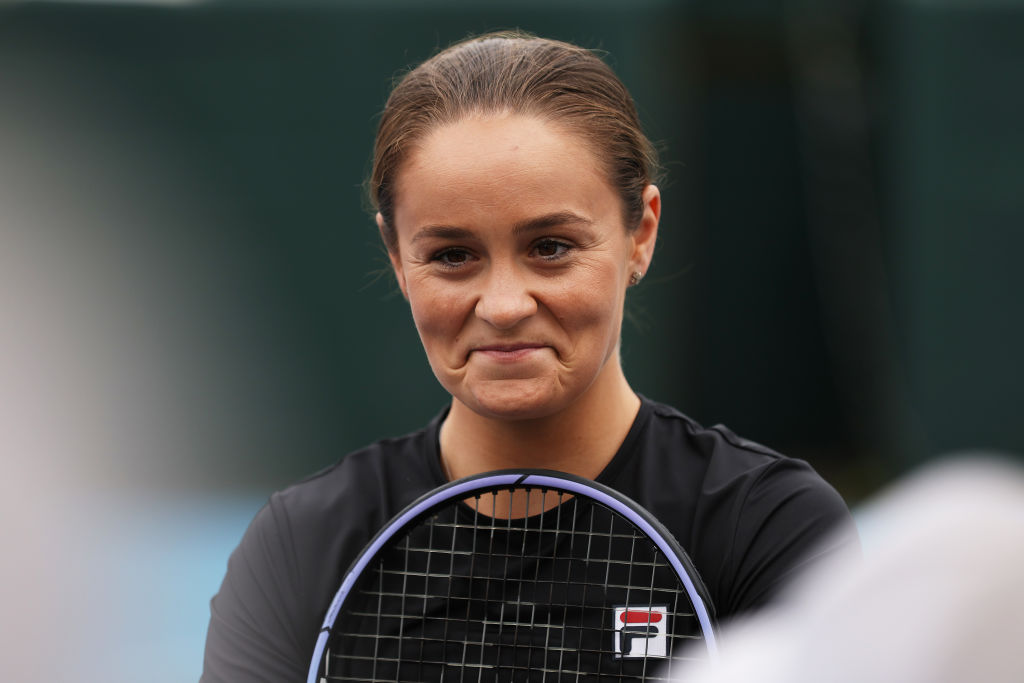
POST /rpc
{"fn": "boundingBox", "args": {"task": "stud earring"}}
[630,271,643,286]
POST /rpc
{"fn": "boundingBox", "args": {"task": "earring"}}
[630,271,643,286]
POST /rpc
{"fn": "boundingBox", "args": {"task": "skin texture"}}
[380,114,660,482]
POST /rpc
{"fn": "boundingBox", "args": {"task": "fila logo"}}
[613,605,668,658]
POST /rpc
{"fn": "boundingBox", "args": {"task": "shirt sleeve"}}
[201,495,309,683]
[716,457,860,619]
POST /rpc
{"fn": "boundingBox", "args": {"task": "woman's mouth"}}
[471,343,548,362]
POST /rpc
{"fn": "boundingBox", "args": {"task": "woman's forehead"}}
[408,114,599,176]
[392,115,617,228]
[393,125,619,239]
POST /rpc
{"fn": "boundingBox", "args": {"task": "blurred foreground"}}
[671,457,1024,683]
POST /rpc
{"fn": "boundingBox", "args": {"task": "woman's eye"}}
[432,248,474,268]
[532,239,571,260]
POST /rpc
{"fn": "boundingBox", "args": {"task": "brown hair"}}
[370,31,661,252]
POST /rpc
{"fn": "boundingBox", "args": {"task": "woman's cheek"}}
[407,283,469,352]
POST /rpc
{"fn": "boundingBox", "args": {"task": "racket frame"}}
[307,469,719,683]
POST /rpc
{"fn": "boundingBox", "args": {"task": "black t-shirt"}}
[202,397,858,682]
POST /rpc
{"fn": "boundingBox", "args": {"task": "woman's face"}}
[382,114,658,421]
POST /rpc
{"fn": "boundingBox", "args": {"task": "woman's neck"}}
[438,362,641,481]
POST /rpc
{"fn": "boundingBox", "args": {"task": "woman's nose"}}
[474,264,538,330]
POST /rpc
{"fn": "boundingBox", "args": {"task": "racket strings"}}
[322,486,706,682]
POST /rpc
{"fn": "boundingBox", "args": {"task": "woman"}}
[202,32,857,682]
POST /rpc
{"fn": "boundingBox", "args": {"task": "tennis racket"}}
[308,469,718,682]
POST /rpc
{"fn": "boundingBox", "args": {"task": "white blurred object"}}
[0,38,235,681]
[672,456,1024,683]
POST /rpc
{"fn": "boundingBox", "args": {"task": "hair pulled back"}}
[371,32,660,252]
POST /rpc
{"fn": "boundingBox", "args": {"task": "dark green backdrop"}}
[2,0,1021,499]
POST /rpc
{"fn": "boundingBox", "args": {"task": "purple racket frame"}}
[307,470,719,683]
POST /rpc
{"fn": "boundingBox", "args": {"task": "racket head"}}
[308,469,718,683]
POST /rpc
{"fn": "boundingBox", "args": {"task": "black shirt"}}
[202,397,858,682]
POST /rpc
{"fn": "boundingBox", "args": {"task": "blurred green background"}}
[1,0,1021,680]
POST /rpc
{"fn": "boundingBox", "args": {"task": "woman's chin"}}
[458,378,570,422]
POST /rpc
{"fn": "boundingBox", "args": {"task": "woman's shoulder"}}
[631,396,859,616]
[203,418,448,682]
[610,396,841,536]
[628,395,855,554]
[270,417,445,525]
[636,396,818,486]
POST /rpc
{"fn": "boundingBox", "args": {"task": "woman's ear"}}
[629,185,660,277]
[377,212,408,299]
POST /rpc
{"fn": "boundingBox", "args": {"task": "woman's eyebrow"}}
[409,212,593,244]
[410,225,474,244]
[512,211,593,235]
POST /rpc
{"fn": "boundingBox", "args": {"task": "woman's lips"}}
[471,344,548,362]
